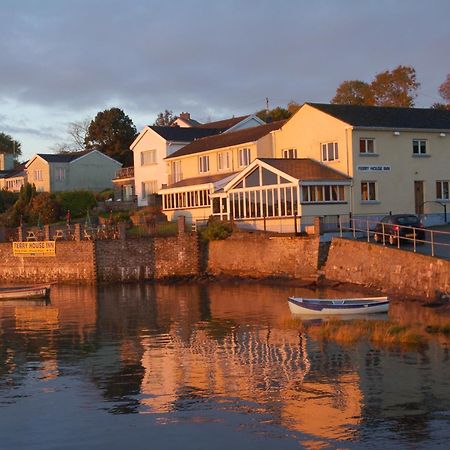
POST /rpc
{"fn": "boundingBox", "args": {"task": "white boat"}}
[288,296,389,315]
[0,285,51,300]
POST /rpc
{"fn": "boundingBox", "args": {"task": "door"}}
[414,181,424,214]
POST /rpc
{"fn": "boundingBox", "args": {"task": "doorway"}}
[414,181,424,214]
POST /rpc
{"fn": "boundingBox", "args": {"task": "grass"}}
[285,318,436,349]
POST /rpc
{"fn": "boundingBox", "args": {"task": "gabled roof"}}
[35,150,94,163]
[307,103,450,130]
[259,158,351,181]
[4,161,27,178]
[175,117,202,127]
[164,172,239,189]
[166,120,286,159]
[149,126,224,142]
[198,115,251,129]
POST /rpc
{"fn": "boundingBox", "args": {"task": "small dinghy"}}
[288,296,389,315]
[0,285,51,300]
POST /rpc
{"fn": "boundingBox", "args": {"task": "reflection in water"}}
[0,282,449,449]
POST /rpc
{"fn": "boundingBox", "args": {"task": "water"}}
[0,282,449,449]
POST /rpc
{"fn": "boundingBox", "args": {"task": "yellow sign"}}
[13,241,56,257]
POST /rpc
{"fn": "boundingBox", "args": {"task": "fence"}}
[338,215,450,259]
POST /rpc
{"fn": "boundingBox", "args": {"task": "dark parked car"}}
[373,214,425,245]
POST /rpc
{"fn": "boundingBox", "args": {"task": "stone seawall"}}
[96,236,199,282]
[207,234,320,278]
[324,238,450,300]
[0,241,96,283]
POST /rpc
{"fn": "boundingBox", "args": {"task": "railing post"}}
[366,219,370,242]
[294,212,297,235]
[339,215,343,237]
[431,230,435,257]
[382,222,385,245]
[413,227,416,252]
[74,224,82,241]
[352,216,356,238]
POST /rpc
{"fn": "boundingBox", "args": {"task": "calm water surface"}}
[0,282,449,449]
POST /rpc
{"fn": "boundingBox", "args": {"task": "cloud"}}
[0,0,449,156]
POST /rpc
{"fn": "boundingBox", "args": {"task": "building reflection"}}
[0,282,449,446]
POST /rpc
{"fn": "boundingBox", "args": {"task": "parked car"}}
[373,214,425,245]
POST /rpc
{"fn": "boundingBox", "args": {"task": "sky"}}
[0,0,449,161]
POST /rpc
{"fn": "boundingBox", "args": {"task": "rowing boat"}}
[288,296,389,315]
[0,285,51,300]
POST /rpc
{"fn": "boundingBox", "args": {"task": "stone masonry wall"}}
[0,241,96,283]
[207,234,320,279]
[96,235,199,282]
[324,238,450,299]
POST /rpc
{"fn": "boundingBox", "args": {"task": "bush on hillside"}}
[200,217,233,241]
[0,190,19,213]
[28,193,61,225]
[55,191,97,218]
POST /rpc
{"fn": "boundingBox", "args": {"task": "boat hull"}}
[0,285,51,300]
[288,296,389,315]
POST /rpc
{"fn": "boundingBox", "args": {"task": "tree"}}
[371,65,420,107]
[54,118,91,153]
[438,74,450,105]
[331,80,374,105]
[0,132,22,161]
[84,108,137,166]
[331,66,420,107]
[153,110,177,126]
[28,193,61,225]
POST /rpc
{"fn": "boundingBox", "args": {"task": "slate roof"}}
[164,172,239,189]
[149,126,224,141]
[4,162,27,178]
[308,103,450,130]
[198,115,250,129]
[36,150,94,163]
[166,120,286,159]
[259,158,351,181]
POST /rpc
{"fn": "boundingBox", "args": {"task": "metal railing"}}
[338,216,450,259]
[114,166,134,179]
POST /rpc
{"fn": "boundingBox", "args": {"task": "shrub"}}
[28,192,61,225]
[55,191,97,218]
[201,218,233,241]
[0,190,19,213]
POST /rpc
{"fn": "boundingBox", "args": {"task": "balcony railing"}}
[114,167,134,179]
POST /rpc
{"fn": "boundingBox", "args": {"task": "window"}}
[321,142,339,161]
[55,167,66,181]
[198,155,210,173]
[436,180,449,200]
[301,185,346,203]
[282,148,297,159]
[163,189,211,210]
[238,148,251,167]
[217,151,230,171]
[142,180,158,199]
[361,181,377,202]
[359,138,375,154]
[34,170,43,181]
[141,149,157,165]
[412,139,427,155]
[171,161,182,183]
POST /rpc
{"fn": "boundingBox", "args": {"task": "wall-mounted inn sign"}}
[13,241,56,257]
[357,165,391,172]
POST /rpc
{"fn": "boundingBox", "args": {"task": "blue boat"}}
[288,296,389,315]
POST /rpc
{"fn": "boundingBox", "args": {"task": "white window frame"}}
[238,148,251,167]
[198,155,210,173]
[142,180,158,199]
[171,161,182,183]
[412,139,427,155]
[141,149,157,165]
[217,151,230,171]
[359,138,375,154]
[55,167,66,182]
[301,185,346,203]
[361,181,377,202]
[34,169,43,181]
[436,180,449,200]
[321,142,339,161]
[282,148,298,159]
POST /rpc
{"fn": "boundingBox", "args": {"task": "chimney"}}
[180,112,191,120]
